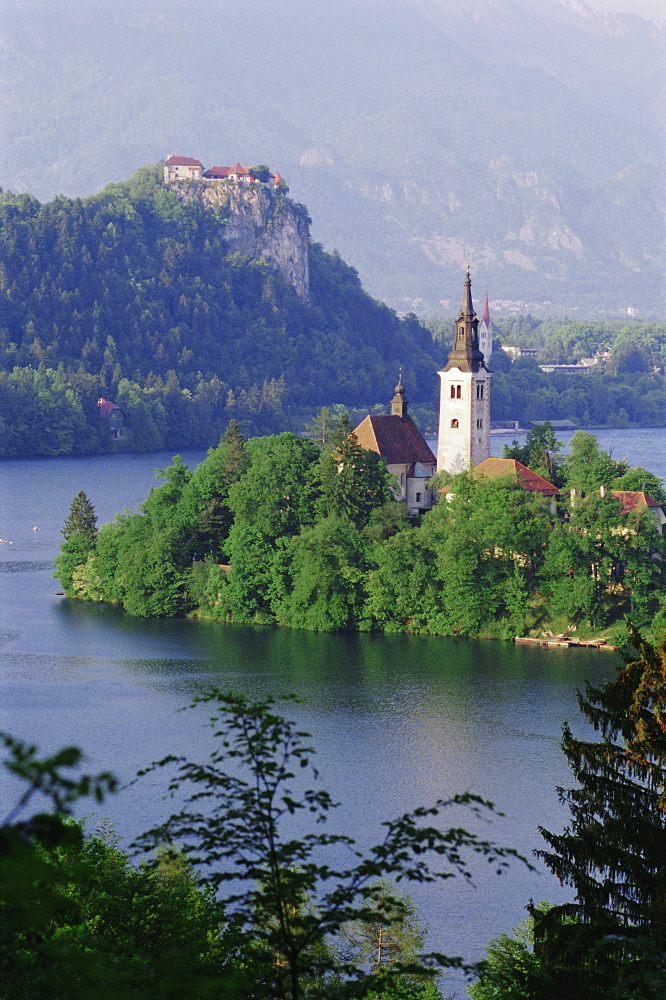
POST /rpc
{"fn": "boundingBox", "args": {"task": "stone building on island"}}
[437,268,491,474]
[353,374,437,515]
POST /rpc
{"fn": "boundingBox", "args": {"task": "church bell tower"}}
[436,268,491,473]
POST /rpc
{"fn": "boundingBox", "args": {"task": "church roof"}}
[354,414,436,466]
[474,457,559,497]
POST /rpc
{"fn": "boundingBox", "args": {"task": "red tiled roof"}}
[165,155,203,167]
[203,165,232,178]
[230,162,251,175]
[610,490,662,514]
[474,457,559,496]
[354,414,436,466]
[96,398,122,418]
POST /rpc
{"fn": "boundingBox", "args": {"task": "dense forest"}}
[0,165,439,457]
[1,166,666,459]
[55,422,666,642]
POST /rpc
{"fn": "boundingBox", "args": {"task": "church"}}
[436,267,491,473]
[353,374,437,515]
[352,269,491,512]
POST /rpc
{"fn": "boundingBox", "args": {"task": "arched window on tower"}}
[450,385,456,399]
[476,383,484,399]
[451,418,459,429]
[456,385,462,399]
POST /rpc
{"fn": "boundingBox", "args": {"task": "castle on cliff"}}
[163,154,309,302]
[163,155,285,190]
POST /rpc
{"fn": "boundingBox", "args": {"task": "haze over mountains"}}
[1,0,664,316]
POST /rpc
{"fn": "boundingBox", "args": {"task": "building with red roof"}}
[353,375,436,515]
[202,165,233,179]
[473,456,559,512]
[163,155,204,182]
[96,398,126,440]
[166,155,284,189]
[589,488,666,535]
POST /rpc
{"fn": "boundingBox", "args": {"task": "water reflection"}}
[0,448,623,985]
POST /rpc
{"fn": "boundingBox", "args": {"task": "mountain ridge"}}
[1,0,663,314]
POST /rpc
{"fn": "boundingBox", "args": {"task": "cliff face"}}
[168,180,311,302]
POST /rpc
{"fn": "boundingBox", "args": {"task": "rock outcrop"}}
[167,180,311,302]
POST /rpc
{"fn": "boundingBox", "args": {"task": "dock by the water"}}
[515,636,618,651]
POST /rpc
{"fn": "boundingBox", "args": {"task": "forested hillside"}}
[0,166,440,457]
[484,316,666,428]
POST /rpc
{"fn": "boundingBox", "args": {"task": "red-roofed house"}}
[592,488,666,535]
[227,162,260,183]
[202,165,233,179]
[163,155,204,182]
[474,457,559,512]
[353,376,436,515]
[96,398,126,440]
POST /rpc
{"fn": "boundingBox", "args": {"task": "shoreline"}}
[515,636,618,651]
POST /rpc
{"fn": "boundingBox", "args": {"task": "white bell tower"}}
[437,268,491,474]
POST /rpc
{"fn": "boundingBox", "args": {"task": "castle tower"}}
[436,268,491,473]
[478,290,493,361]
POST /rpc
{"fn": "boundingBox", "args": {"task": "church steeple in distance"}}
[391,369,408,419]
[479,288,493,361]
[443,266,487,373]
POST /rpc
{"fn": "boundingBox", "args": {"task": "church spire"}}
[479,287,493,361]
[461,264,474,319]
[443,267,486,373]
[391,369,408,418]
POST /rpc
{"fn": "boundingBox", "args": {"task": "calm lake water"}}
[0,427,662,992]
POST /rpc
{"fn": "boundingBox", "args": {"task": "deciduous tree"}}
[135,691,526,1000]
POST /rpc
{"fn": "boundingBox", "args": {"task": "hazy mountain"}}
[0,0,663,315]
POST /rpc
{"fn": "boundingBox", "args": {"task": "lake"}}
[0,427,659,992]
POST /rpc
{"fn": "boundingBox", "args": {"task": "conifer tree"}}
[61,490,98,542]
[218,418,247,488]
[304,407,336,450]
[329,411,355,450]
[55,491,99,596]
[535,628,666,996]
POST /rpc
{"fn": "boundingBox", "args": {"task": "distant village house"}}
[96,398,126,440]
